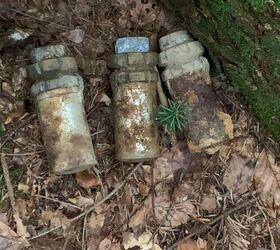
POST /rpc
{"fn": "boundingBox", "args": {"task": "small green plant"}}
[157,101,189,132]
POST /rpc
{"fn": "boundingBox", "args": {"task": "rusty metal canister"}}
[159,31,233,154]
[109,37,160,162]
[28,45,97,175]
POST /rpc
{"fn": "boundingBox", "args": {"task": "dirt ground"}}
[0,0,279,250]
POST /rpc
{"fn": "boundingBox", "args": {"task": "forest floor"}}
[0,0,279,250]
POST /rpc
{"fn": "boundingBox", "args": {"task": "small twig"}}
[9,8,72,30]
[30,162,143,240]
[3,150,45,156]
[33,194,82,210]
[1,153,28,237]
[169,196,259,249]
[155,67,168,107]
[1,154,17,211]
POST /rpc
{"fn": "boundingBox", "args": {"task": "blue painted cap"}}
[115,37,149,53]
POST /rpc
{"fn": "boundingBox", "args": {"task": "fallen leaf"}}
[123,231,161,250]
[97,93,111,106]
[17,183,29,193]
[223,153,254,195]
[4,102,26,124]
[234,111,248,136]
[200,195,217,212]
[0,221,29,250]
[99,237,122,250]
[40,210,69,236]
[254,149,280,208]
[67,28,85,43]
[72,196,94,207]
[219,137,256,159]
[75,170,100,189]
[177,239,199,250]
[143,141,205,184]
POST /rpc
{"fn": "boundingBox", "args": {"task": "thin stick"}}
[1,154,16,211]
[9,8,72,30]
[30,162,143,240]
[169,196,259,249]
[1,153,27,237]
[3,150,45,156]
[33,194,82,210]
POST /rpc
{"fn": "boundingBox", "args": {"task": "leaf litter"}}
[0,0,279,249]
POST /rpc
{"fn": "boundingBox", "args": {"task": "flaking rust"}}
[159,31,233,154]
[28,45,97,175]
[109,37,160,162]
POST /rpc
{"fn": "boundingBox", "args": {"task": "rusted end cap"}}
[159,30,192,50]
[31,45,66,63]
[115,37,149,53]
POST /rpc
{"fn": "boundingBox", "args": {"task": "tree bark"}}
[161,0,280,139]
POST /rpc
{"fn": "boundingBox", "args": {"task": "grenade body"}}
[159,31,233,154]
[109,38,160,162]
[28,45,97,175]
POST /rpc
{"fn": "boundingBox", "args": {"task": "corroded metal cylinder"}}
[159,31,233,154]
[109,37,160,162]
[28,45,97,175]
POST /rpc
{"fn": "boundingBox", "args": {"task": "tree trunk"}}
[161,0,280,139]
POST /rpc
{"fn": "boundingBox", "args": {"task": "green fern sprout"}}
[157,101,189,132]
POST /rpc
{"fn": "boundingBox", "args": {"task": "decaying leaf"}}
[67,28,85,43]
[123,231,161,250]
[75,170,100,189]
[0,221,29,250]
[4,101,26,124]
[99,237,122,250]
[97,93,111,106]
[177,239,198,250]
[219,137,256,159]
[40,210,69,236]
[254,149,280,208]
[129,182,195,229]
[143,142,204,184]
[223,153,254,195]
[200,195,217,212]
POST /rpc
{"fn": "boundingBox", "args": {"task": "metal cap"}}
[159,30,192,50]
[31,45,66,63]
[115,37,150,53]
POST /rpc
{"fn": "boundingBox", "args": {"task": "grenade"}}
[159,31,233,154]
[28,45,97,175]
[109,37,160,162]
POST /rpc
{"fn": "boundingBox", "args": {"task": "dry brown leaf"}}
[234,111,249,136]
[219,137,256,159]
[4,102,26,124]
[75,170,100,189]
[0,221,29,250]
[97,93,111,106]
[177,239,199,250]
[200,195,217,212]
[99,237,122,250]
[223,153,254,195]
[143,142,204,184]
[123,231,161,250]
[254,149,280,208]
[40,210,69,236]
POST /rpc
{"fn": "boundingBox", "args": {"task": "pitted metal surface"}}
[114,82,159,161]
[31,45,66,63]
[27,57,78,80]
[28,44,97,174]
[108,52,158,69]
[109,37,160,162]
